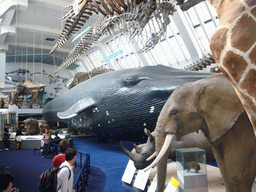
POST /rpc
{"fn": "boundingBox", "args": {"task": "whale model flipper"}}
[57,97,96,119]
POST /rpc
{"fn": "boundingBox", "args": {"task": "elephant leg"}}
[211,113,256,192]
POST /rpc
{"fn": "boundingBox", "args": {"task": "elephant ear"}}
[197,75,245,143]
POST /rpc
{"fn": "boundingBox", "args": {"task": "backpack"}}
[38,166,71,192]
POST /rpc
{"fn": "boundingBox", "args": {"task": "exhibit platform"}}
[123,162,256,192]
[1,134,68,149]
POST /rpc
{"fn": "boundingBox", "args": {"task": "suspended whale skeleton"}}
[50,0,201,73]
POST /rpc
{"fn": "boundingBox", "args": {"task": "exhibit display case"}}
[176,148,208,192]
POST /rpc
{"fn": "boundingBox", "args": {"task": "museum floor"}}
[0,138,135,192]
[0,137,255,192]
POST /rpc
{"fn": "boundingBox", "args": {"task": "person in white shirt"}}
[57,148,77,192]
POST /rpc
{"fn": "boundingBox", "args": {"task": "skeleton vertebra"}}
[51,0,176,73]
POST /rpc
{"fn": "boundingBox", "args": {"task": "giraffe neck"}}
[209,0,256,135]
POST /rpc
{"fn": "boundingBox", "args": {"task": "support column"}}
[132,43,150,66]
[172,8,200,62]
[0,51,6,88]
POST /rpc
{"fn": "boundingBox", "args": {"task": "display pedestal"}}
[122,181,145,192]
[177,170,208,192]
[121,160,151,191]
[122,161,256,192]
[178,186,208,192]
[176,148,208,192]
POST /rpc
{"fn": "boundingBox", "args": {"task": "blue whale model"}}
[43,65,212,141]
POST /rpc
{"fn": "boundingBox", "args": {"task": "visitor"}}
[42,129,51,158]
[51,131,61,155]
[15,126,22,150]
[53,131,60,140]
[0,98,4,108]
[57,148,77,192]
[52,139,70,167]
[0,169,16,192]
[3,124,11,150]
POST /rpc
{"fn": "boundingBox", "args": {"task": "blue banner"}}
[101,50,123,63]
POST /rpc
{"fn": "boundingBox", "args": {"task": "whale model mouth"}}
[57,97,96,119]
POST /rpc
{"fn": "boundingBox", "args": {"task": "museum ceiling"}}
[0,0,99,67]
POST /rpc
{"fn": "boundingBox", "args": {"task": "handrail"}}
[74,151,90,192]
[50,140,62,156]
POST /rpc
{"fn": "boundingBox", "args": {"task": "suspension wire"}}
[15,2,18,82]
[193,6,210,43]
[204,1,217,28]
[184,10,204,56]
[41,31,43,83]
[33,9,36,82]
[41,0,44,83]
[26,38,28,81]
[171,14,190,64]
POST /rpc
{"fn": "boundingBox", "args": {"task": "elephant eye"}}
[170,110,178,116]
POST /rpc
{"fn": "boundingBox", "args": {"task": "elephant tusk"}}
[146,151,156,161]
[143,134,173,172]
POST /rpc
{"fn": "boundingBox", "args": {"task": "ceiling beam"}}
[7,41,72,53]
[0,0,28,17]
[14,22,61,35]
[31,0,71,11]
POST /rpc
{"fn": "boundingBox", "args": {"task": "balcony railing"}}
[74,151,90,191]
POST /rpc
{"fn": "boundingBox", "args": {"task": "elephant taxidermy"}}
[120,128,215,170]
[144,74,256,192]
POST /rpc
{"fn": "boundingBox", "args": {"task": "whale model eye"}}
[123,76,150,87]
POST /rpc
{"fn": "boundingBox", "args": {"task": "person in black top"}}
[51,131,61,156]
[0,98,4,108]
[3,124,10,150]
[0,169,16,192]
[15,126,22,150]
[53,131,60,140]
